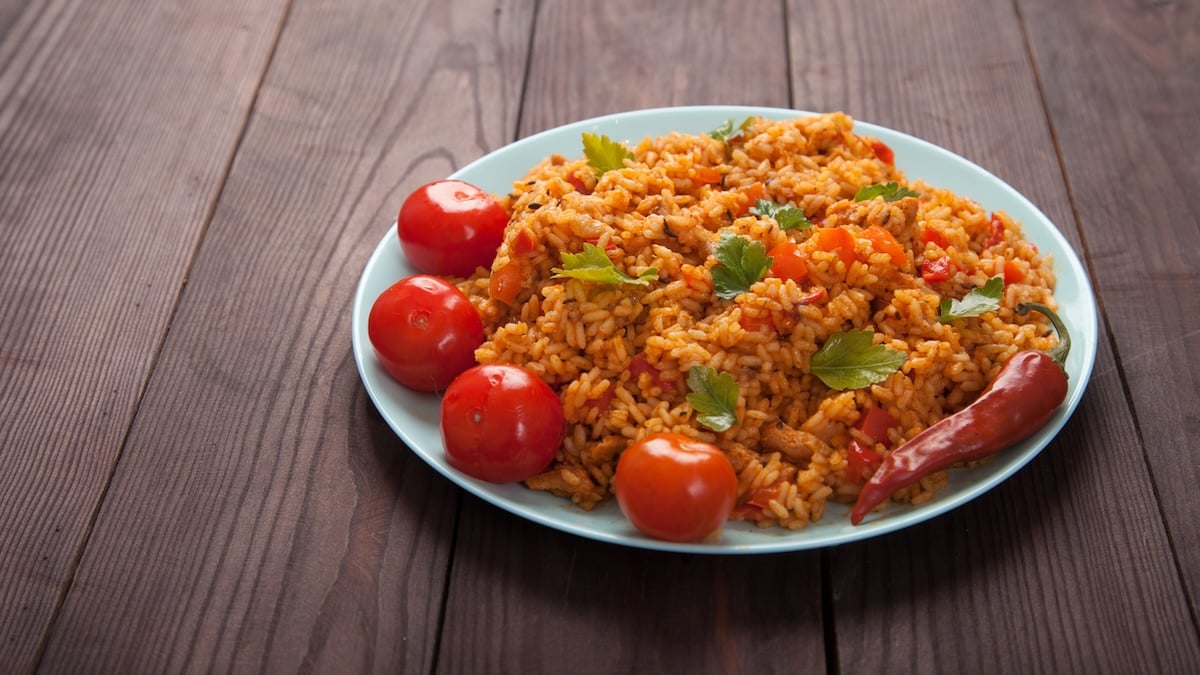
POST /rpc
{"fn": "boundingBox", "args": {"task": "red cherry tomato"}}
[397,179,508,277]
[441,364,565,483]
[614,433,738,542]
[767,241,809,282]
[367,275,483,392]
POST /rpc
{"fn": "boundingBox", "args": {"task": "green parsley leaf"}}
[750,199,813,231]
[582,133,634,176]
[853,182,921,202]
[939,276,1004,323]
[686,365,739,432]
[711,231,772,300]
[810,330,907,391]
[552,243,658,286]
[707,117,754,143]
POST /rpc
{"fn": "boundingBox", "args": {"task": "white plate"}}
[351,106,1098,554]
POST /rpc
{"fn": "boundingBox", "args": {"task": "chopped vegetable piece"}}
[987,212,1006,246]
[686,365,740,432]
[921,255,955,283]
[861,225,905,265]
[856,406,899,445]
[853,182,920,202]
[751,200,812,231]
[1004,260,1025,284]
[488,262,524,304]
[844,439,883,483]
[711,231,772,300]
[552,243,657,286]
[813,227,857,269]
[766,241,809,282]
[940,276,1004,323]
[870,140,895,165]
[810,330,907,391]
[920,225,949,248]
[692,165,723,184]
[732,182,765,217]
[582,133,633,176]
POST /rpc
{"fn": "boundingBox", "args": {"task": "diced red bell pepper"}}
[855,406,899,445]
[845,440,883,483]
[870,140,895,166]
[921,255,955,283]
[986,213,1005,246]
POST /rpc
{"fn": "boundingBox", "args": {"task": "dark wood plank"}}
[435,1,828,672]
[0,0,289,669]
[785,0,1200,669]
[33,0,535,671]
[1019,0,1200,617]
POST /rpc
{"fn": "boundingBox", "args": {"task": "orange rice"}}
[457,113,1057,529]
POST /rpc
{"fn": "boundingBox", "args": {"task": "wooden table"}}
[3,0,1197,671]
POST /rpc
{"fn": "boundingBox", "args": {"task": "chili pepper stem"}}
[1017,302,1071,370]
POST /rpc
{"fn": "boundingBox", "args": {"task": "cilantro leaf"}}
[582,133,634,176]
[686,365,739,432]
[940,276,1004,323]
[552,243,658,286]
[810,330,907,390]
[708,117,754,143]
[711,231,772,300]
[853,182,921,202]
[750,200,813,231]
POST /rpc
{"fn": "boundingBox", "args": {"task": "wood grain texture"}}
[34,0,534,671]
[785,0,1200,670]
[436,1,827,673]
[440,498,824,674]
[518,0,791,137]
[0,0,288,669]
[1019,0,1200,618]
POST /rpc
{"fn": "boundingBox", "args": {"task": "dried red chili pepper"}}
[850,302,1070,525]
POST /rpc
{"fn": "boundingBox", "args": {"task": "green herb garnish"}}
[711,231,772,300]
[582,133,634,176]
[708,117,754,143]
[810,330,907,390]
[853,182,920,202]
[940,276,1004,323]
[686,365,740,432]
[750,200,813,231]
[552,243,658,286]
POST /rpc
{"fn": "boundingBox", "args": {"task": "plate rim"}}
[351,105,1098,554]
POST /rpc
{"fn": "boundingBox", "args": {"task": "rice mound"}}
[457,113,1057,529]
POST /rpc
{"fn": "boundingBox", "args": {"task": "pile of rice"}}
[458,113,1057,529]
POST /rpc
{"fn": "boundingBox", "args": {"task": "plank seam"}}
[28,0,301,670]
[1010,0,1200,646]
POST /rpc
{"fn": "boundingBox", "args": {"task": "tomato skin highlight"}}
[441,364,565,483]
[614,433,738,543]
[397,179,508,277]
[368,275,484,392]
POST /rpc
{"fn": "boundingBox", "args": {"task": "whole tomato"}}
[397,179,508,277]
[367,275,483,392]
[440,364,565,483]
[614,433,738,542]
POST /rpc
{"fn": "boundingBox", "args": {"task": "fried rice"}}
[457,112,1057,529]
